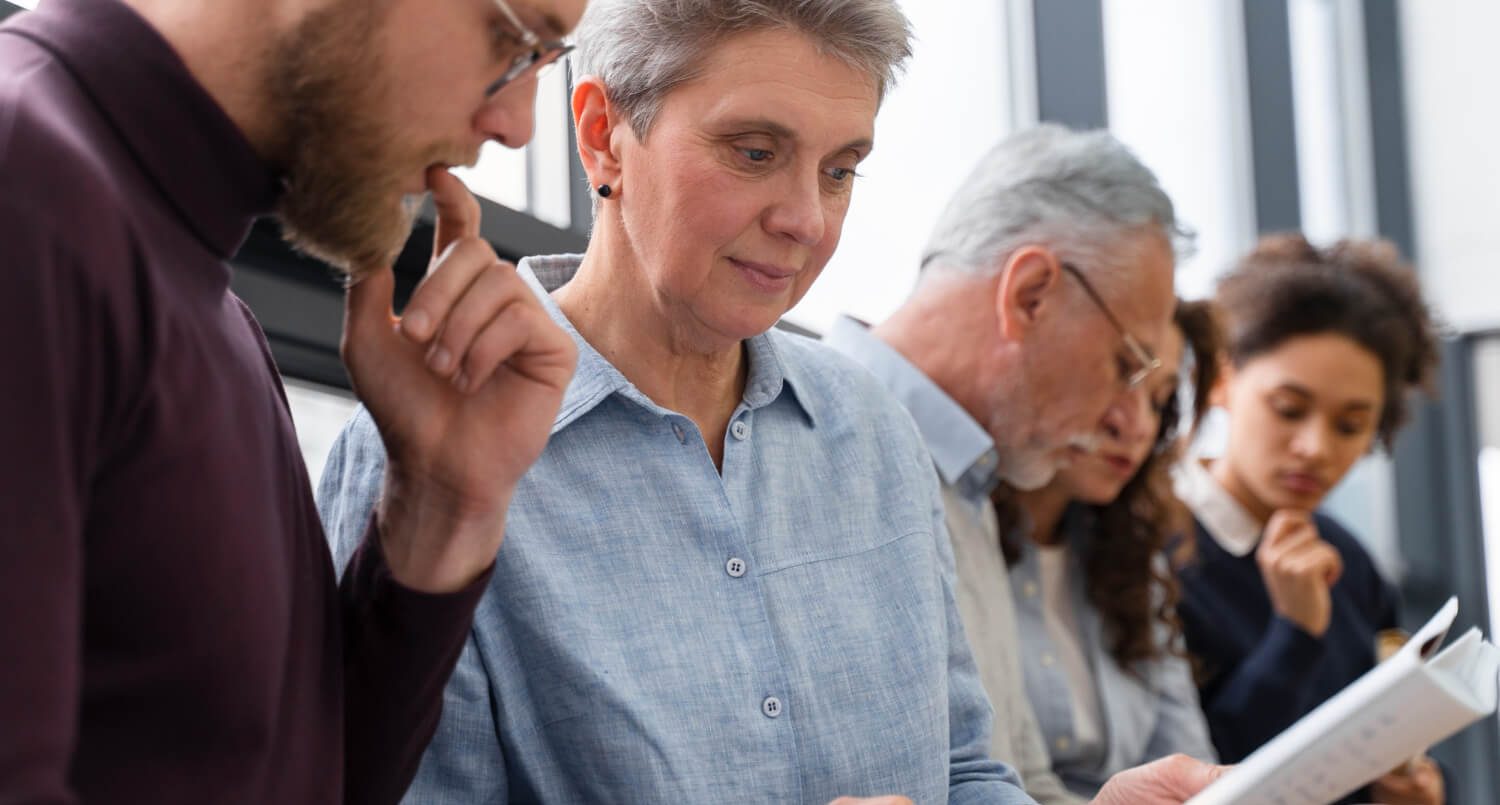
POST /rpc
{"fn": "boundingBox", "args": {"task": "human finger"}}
[341,265,400,367]
[451,295,549,394]
[428,166,482,264]
[1264,509,1316,548]
[400,237,499,344]
[420,259,530,381]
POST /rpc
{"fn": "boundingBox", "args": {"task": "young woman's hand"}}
[1256,509,1343,637]
[1371,757,1444,804]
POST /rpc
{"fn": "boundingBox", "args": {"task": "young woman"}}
[1173,234,1444,805]
[993,300,1223,798]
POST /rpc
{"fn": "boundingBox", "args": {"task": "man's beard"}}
[264,1,465,279]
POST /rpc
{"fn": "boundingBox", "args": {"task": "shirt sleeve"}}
[944,490,1080,805]
[0,202,107,804]
[400,633,510,803]
[1144,649,1219,765]
[317,408,498,804]
[928,490,1038,805]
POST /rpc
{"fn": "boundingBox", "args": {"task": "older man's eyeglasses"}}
[485,0,574,99]
[1059,261,1162,390]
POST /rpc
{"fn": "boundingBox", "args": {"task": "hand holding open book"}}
[1185,597,1498,805]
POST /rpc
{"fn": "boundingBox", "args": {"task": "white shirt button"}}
[671,423,687,443]
[725,557,747,578]
[1041,653,1055,667]
[1055,736,1071,752]
[730,420,750,441]
[761,696,783,718]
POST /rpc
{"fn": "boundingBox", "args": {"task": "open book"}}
[1185,597,1499,805]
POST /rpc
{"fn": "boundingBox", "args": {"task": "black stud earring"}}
[596,184,613,199]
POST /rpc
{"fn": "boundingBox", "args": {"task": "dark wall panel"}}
[1033,0,1108,129]
[1242,0,1301,233]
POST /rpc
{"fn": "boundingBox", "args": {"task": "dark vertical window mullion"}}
[1032,0,1107,129]
[1242,0,1300,234]
[565,62,594,241]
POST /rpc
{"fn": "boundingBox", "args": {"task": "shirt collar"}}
[6,0,279,263]
[1172,458,1264,557]
[823,314,999,497]
[518,254,815,433]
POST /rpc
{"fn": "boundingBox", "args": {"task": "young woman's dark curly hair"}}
[995,298,1224,671]
[1215,233,1441,450]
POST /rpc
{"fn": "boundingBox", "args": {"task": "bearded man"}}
[0,0,585,801]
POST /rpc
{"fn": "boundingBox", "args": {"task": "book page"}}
[1186,598,1499,805]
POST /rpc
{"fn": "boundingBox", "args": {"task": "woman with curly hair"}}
[991,300,1224,799]
[1173,234,1444,804]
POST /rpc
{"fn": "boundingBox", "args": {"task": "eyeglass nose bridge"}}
[484,42,574,99]
[1124,346,1162,389]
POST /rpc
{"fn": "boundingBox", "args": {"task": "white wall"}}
[1400,1,1500,334]
[784,0,1027,333]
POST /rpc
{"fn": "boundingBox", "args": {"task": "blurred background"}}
[5,0,1495,797]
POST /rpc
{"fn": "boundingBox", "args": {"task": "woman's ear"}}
[995,245,1061,341]
[572,76,622,190]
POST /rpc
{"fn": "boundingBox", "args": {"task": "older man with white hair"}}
[827,124,1204,804]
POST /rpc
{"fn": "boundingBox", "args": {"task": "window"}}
[1101,0,1257,301]
[453,65,576,232]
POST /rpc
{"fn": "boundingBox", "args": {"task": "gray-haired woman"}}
[318,1,1222,802]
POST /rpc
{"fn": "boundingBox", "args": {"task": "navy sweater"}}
[1176,512,1399,803]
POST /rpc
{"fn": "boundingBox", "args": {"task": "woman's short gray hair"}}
[921,124,1192,281]
[572,0,913,139]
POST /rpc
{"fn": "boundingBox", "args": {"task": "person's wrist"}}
[376,468,511,593]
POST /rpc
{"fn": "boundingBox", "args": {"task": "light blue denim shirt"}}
[316,255,1032,804]
[1009,508,1217,798]
[823,315,1085,805]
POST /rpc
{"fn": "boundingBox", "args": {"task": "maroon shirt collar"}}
[2,0,280,258]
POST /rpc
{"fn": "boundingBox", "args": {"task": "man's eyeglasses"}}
[1059,261,1161,390]
[485,0,574,99]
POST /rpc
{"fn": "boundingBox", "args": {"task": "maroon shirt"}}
[0,2,489,802]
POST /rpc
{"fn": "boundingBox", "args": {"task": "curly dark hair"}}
[1215,233,1442,450]
[997,299,1224,671]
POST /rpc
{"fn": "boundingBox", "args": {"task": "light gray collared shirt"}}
[317,259,1032,804]
[824,315,1082,805]
[1009,512,1218,798]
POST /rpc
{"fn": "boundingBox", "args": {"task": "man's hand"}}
[827,797,912,805]
[1256,509,1343,637]
[1371,757,1444,804]
[342,167,576,593]
[1092,754,1229,804]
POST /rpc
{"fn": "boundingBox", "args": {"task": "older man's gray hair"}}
[572,0,913,140]
[922,124,1191,281]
